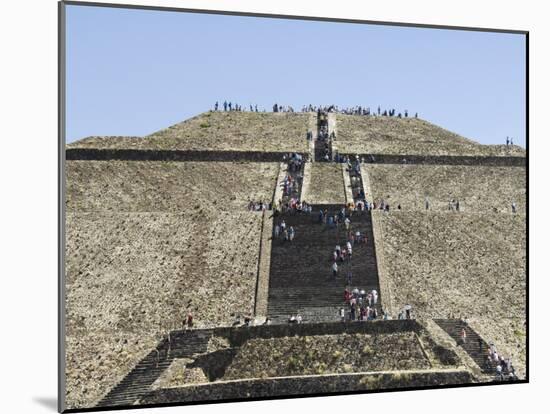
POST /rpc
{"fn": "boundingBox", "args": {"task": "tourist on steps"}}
[332,262,338,278]
[460,327,467,344]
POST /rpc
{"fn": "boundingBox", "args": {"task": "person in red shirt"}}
[344,288,351,304]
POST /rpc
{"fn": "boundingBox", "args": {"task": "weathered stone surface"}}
[223,332,431,379]
[65,211,262,408]
[336,115,526,157]
[366,164,525,212]
[152,359,208,390]
[66,160,278,212]
[306,162,345,204]
[469,317,526,379]
[141,369,474,405]
[69,112,311,153]
[375,211,526,321]
[65,161,279,409]
[63,110,527,409]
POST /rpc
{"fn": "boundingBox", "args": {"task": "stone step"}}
[268,206,381,324]
[434,319,497,374]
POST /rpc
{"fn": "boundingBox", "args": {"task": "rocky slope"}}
[336,115,526,157]
[64,161,279,408]
[366,164,526,213]
[306,163,345,205]
[68,112,311,153]
[223,332,432,379]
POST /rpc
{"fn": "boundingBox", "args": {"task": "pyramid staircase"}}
[96,329,214,407]
[268,207,381,323]
[434,319,496,374]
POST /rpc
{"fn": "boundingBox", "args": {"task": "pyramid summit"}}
[68,110,525,158]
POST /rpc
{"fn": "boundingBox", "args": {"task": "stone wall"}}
[67,148,525,167]
[67,148,305,162]
[344,154,525,166]
[141,370,474,405]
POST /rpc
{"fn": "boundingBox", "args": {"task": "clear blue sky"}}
[66,4,526,146]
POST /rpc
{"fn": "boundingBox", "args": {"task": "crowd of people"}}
[283,152,305,172]
[301,104,418,118]
[341,288,381,321]
[247,200,272,211]
[273,103,296,113]
[318,206,351,229]
[212,101,420,118]
[212,101,299,113]
[486,342,518,380]
[213,101,262,112]
[316,112,333,162]
[457,324,518,381]
[273,219,296,242]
